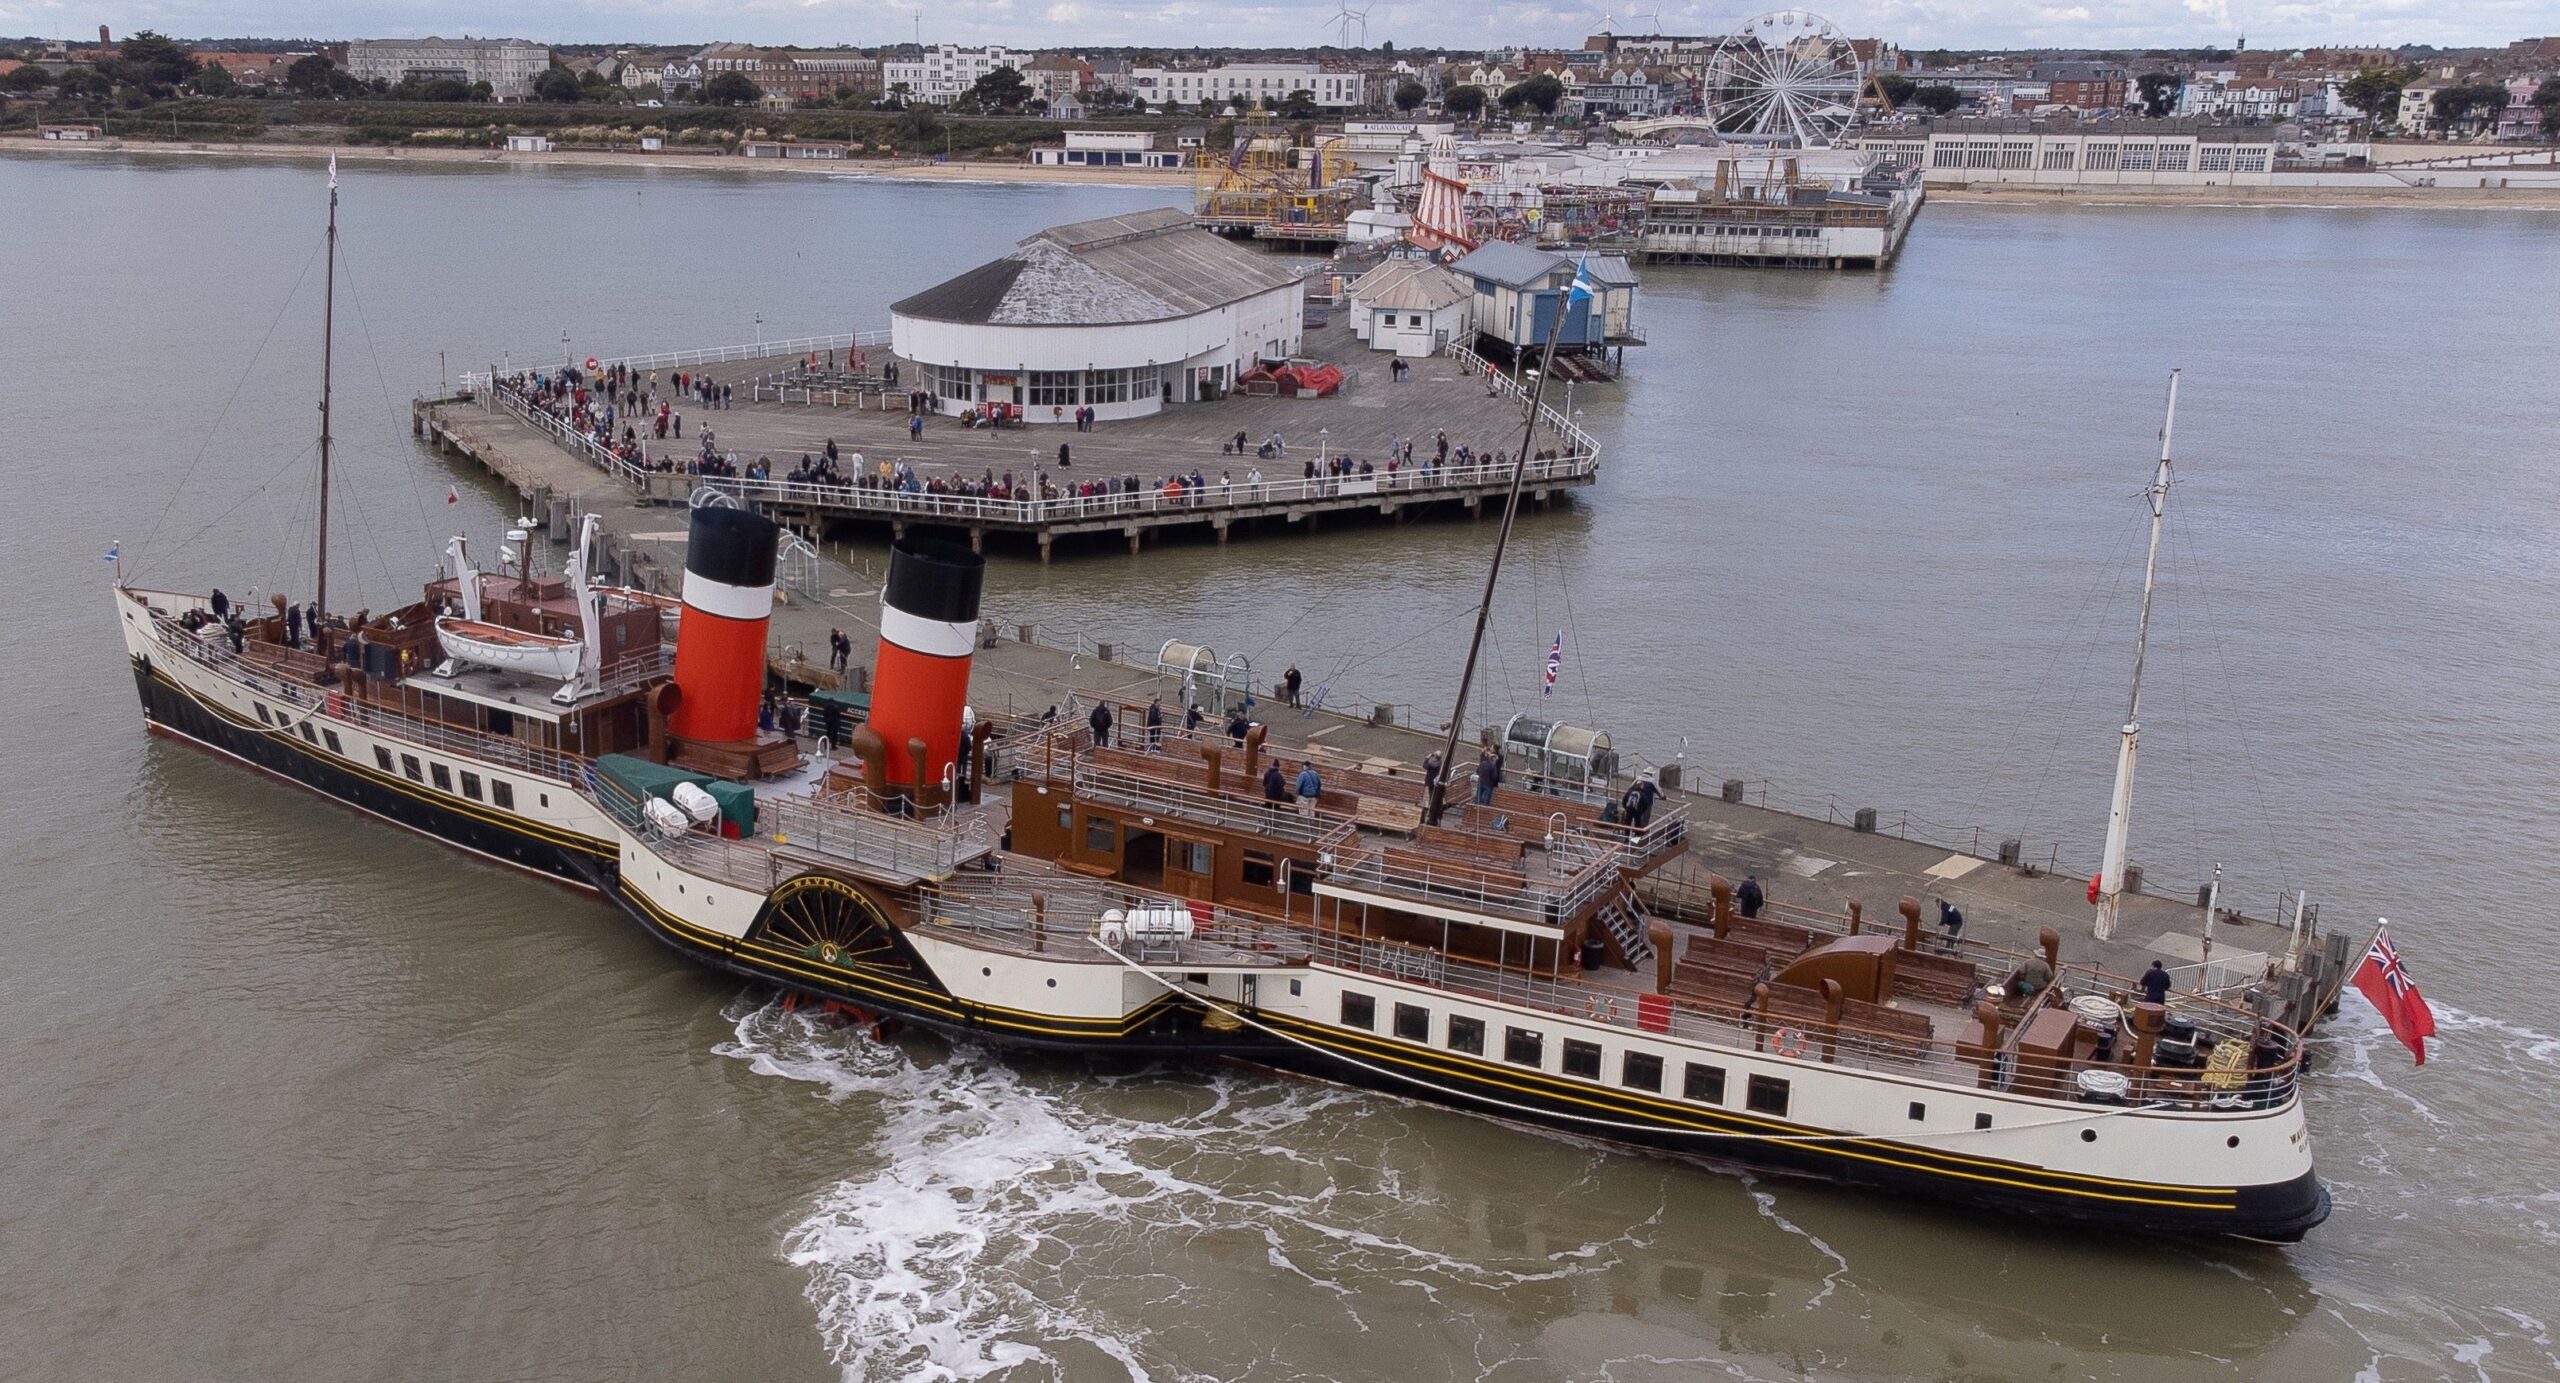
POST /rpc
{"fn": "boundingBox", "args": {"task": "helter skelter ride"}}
[1704,10,1869,146]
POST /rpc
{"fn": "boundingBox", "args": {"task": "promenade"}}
[422,322,1598,560]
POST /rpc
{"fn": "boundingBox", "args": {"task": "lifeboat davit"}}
[435,616,585,682]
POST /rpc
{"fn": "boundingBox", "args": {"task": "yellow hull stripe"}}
[147,664,615,859]
[1263,1013,2239,1212]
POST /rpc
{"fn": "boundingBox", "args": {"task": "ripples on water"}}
[712,995,2560,1383]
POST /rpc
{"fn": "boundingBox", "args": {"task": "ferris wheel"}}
[1705,10,1867,146]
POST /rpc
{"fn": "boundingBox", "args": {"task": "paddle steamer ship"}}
[114,168,2329,1243]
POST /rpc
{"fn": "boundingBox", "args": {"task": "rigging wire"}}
[333,232,449,562]
[152,440,322,573]
[130,235,328,579]
[2165,515,2296,894]
[2008,507,2151,851]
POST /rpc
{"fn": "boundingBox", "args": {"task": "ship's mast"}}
[2094,369,2178,941]
[1425,262,1582,827]
[315,157,340,630]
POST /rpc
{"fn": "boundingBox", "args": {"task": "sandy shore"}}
[0,133,1196,187]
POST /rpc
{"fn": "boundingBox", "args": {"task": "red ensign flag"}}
[2352,923,2436,1066]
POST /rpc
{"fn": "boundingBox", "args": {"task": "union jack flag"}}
[1543,630,1563,698]
[2352,922,2437,1066]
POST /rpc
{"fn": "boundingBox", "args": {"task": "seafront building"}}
[1131,61,1365,111]
[346,37,550,99]
[890,208,1306,420]
[882,44,1021,104]
[1854,118,2284,187]
[1028,130,1188,170]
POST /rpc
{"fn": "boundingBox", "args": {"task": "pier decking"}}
[420,323,1597,561]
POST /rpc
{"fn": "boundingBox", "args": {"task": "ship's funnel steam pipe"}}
[870,538,985,795]
[668,506,779,744]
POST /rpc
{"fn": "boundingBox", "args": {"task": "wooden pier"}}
[417,323,1599,562]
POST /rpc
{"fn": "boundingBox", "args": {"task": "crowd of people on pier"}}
[489,360,1574,515]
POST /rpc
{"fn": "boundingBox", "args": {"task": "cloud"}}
[10,0,2552,50]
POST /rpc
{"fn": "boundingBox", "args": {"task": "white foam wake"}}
[713,997,1661,1381]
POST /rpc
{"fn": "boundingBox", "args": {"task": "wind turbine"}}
[1327,3,1371,47]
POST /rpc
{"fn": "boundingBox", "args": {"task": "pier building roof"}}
[892,208,1301,328]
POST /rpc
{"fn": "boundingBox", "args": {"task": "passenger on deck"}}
[1294,761,1321,817]
[1184,702,1204,736]
[1145,697,1164,751]
[1262,761,1287,803]
[1937,899,1966,944]
[2004,954,2054,1001]
[1472,747,1501,805]
[1737,874,1766,919]
[2141,960,2174,1005]
[1228,709,1250,745]
[1622,773,1659,828]
[1088,700,1114,749]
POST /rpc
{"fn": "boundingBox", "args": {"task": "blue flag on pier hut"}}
[1567,256,1596,305]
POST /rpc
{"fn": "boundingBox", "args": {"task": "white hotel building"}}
[346,37,551,100]
[1131,62,1365,110]
[883,44,1021,105]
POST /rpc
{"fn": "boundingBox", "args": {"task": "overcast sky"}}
[5,0,2552,53]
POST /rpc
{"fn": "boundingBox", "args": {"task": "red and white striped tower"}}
[667,506,778,744]
[870,538,985,787]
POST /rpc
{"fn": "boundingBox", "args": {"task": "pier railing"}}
[1442,339,1602,463]
[486,383,652,487]
[663,450,1598,528]
[458,330,893,394]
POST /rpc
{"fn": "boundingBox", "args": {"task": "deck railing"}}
[760,792,996,885]
[661,450,1598,528]
[142,610,590,784]
[487,384,652,486]
[1319,839,1622,928]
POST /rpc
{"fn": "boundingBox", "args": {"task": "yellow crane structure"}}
[1191,113,1360,244]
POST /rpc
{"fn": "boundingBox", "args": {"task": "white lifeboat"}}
[434,616,585,682]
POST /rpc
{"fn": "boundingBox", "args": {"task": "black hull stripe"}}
[129,655,2327,1241]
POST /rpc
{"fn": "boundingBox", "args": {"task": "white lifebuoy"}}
[1773,1026,1807,1059]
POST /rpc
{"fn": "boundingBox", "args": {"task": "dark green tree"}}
[2428,82,2510,131]
[53,66,111,99]
[1913,83,1961,115]
[1394,80,1426,112]
[193,61,238,96]
[970,64,1029,109]
[115,30,198,92]
[1875,72,1915,106]
[2338,65,2409,123]
[283,54,345,97]
[702,71,762,106]
[3,63,52,92]
[2535,77,2560,138]
[1444,83,1488,119]
[1500,72,1564,115]
[2136,72,2180,118]
[534,67,583,102]
[1278,87,1319,118]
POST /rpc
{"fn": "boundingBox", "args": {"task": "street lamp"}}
[754,311,763,347]
[561,330,570,367]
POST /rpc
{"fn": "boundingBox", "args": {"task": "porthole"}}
[1046,978,1057,988]
[982,967,992,977]
[2080,1129,2097,1143]
[2227,1135,2240,1149]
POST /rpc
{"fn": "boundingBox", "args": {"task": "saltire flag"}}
[446,484,461,505]
[101,541,119,563]
[2352,922,2437,1066]
[1567,256,1596,305]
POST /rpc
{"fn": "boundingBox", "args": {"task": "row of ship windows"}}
[250,699,532,812]
[1338,988,1999,1132]
[1340,989,1790,1116]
